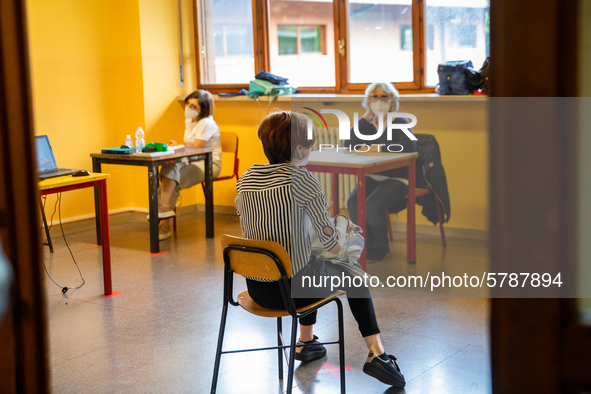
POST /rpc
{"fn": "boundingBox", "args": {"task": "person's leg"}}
[313,260,404,386]
[364,179,409,260]
[247,279,324,360]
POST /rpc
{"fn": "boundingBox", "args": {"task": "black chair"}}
[211,234,347,394]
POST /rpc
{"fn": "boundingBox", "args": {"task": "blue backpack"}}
[437,60,473,95]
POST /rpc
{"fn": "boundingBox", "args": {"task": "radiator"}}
[310,127,357,210]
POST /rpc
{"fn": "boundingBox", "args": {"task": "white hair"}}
[361,82,400,112]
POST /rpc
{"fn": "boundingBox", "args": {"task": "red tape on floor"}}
[104,291,123,298]
[315,363,353,378]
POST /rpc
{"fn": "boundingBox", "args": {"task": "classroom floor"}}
[43,209,491,394]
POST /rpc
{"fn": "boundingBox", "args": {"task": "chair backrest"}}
[219,131,239,180]
[221,235,291,281]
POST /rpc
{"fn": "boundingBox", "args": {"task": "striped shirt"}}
[235,163,338,281]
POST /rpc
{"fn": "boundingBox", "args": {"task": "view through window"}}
[199,0,254,84]
[269,0,335,87]
[424,0,490,86]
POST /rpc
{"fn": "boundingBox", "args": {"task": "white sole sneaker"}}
[159,230,172,240]
[146,211,176,221]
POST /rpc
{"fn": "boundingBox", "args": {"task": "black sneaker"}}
[294,335,327,363]
[363,353,406,387]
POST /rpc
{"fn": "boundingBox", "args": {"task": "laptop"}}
[36,135,80,180]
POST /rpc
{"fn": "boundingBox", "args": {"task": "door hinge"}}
[338,38,346,57]
[420,68,424,76]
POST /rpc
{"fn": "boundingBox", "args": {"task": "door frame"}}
[490,0,591,392]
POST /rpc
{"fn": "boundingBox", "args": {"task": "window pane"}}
[269,0,335,87]
[200,0,254,84]
[348,1,414,83]
[425,0,490,87]
[278,25,298,55]
[300,26,322,53]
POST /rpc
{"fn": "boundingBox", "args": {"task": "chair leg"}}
[277,317,284,381]
[386,210,393,242]
[173,208,177,232]
[435,198,446,247]
[210,301,229,394]
[286,317,298,394]
[336,298,346,394]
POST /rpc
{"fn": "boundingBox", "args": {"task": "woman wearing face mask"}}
[235,111,406,388]
[157,90,222,240]
[345,82,417,261]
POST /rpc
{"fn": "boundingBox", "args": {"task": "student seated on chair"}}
[344,82,418,262]
[157,90,222,240]
[234,111,406,388]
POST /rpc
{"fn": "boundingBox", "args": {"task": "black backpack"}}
[437,60,473,95]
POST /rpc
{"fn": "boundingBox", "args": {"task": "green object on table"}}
[145,142,168,152]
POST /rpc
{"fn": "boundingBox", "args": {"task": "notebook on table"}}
[36,135,80,180]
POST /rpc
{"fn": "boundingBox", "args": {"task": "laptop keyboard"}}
[39,168,79,180]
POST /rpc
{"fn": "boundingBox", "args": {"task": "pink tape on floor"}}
[104,291,123,298]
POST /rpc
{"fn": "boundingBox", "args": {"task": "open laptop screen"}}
[36,135,58,171]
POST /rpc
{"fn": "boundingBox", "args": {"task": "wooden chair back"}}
[221,235,291,281]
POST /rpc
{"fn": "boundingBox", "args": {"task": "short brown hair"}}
[185,90,214,121]
[257,111,316,164]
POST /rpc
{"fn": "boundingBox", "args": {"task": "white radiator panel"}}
[310,127,357,210]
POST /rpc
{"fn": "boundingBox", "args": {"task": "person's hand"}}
[169,139,178,146]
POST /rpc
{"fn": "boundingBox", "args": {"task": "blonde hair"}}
[361,82,400,112]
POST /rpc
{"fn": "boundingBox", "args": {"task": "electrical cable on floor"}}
[42,193,85,294]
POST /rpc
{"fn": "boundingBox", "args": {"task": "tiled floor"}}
[44,210,491,394]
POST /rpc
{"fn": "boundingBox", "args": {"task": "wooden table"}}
[90,147,214,254]
[305,150,419,269]
[39,173,113,295]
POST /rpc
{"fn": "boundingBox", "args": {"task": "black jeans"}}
[247,257,380,338]
[347,177,408,255]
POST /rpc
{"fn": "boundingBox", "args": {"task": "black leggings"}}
[247,257,380,338]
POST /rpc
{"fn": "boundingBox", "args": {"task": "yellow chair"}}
[211,235,347,394]
[173,132,239,230]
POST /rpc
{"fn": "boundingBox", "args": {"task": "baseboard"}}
[194,203,237,215]
[389,221,489,241]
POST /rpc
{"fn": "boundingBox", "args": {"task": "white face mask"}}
[185,107,199,119]
[294,149,310,167]
[370,101,390,116]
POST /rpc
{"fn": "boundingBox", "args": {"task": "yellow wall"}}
[26,0,488,232]
[27,0,145,219]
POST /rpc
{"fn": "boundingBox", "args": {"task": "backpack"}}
[437,60,473,95]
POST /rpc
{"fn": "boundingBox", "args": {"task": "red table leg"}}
[407,159,416,264]
[357,171,367,270]
[332,173,339,217]
[98,179,112,295]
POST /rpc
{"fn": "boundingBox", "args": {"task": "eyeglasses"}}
[186,103,199,111]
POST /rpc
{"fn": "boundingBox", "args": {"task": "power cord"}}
[42,193,85,294]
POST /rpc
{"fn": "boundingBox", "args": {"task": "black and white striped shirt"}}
[235,163,338,281]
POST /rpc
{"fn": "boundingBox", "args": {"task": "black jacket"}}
[346,130,451,225]
[414,134,450,225]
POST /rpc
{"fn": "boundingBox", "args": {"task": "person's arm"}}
[192,139,207,149]
[294,170,342,254]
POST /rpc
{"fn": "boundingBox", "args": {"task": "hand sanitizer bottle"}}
[125,135,133,149]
